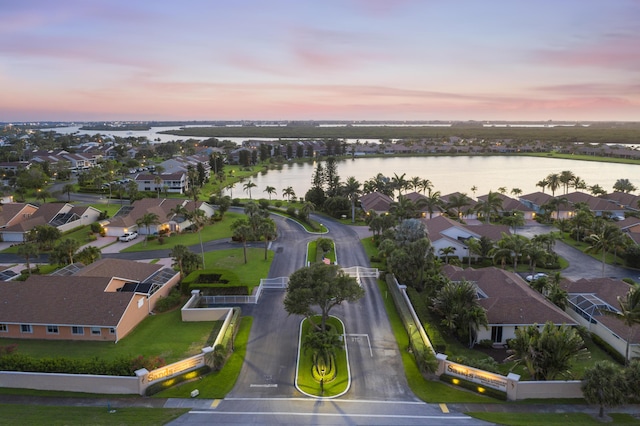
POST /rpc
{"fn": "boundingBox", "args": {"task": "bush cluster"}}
[154,288,183,313]
[440,374,507,400]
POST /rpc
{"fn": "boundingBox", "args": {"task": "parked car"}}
[119,231,138,242]
[525,273,548,282]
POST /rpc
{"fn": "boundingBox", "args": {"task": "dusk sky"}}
[2,0,639,122]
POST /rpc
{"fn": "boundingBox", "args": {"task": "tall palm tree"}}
[258,217,277,260]
[62,183,74,203]
[445,193,471,222]
[409,176,422,192]
[243,180,257,199]
[231,219,253,264]
[389,195,415,222]
[419,179,433,195]
[546,173,561,196]
[536,179,549,193]
[264,186,276,200]
[299,201,315,222]
[342,176,362,223]
[420,190,443,219]
[391,172,409,197]
[282,186,295,203]
[498,233,528,271]
[585,221,620,277]
[17,242,39,275]
[559,170,576,194]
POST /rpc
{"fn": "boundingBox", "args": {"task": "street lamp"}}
[320,366,325,395]
[230,322,235,352]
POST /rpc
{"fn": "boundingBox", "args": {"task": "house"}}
[359,192,393,215]
[160,154,212,180]
[102,198,215,237]
[0,203,101,242]
[0,259,180,342]
[476,193,536,220]
[440,192,478,220]
[0,203,38,230]
[561,277,640,361]
[133,172,188,194]
[563,191,627,219]
[442,265,577,345]
[423,215,510,262]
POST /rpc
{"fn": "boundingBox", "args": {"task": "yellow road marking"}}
[211,399,221,409]
[439,403,449,413]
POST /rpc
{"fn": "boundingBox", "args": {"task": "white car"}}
[525,273,548,282]
[119,232,138,242]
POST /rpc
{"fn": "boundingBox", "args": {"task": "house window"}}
[91,327,101,335]
[109,328,115,334]
[0,324,7,332]
[46,325,59,334]
[491,326,503,343]
[72,326,84,335]
[20,324,32,334]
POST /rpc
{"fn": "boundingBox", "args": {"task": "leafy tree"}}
[51,238,81,265]
[284,263,364,332]
[324,157,340,198]
[27,224,61,250]
[624,360,640,403]
[506,322,587,380]
[170,244,190,278]
[303,327,343,372]
[16,242,39,275]
[75,246,102,265]
[582,361,626,418]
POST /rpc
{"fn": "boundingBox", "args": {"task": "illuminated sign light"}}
[147,355,204,382]
[446,362,508,392]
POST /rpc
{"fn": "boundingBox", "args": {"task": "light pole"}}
[408,324,413,352]
[230,322,235,352]
[320,366,325,396]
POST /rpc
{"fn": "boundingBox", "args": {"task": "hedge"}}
[0,354,163,376]
[440,374,507,400]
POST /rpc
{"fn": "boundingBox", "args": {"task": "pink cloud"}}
[532,82,640,96]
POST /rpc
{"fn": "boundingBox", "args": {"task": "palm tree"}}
[231,219,253,264]
[169,244,190,277]
[432,280,487,347]
[136,212,160,247]
[282,186,295,203]
[445,193,471,222]
[299,201,315,222]
[391,172,409,197]
[62,183,74,202]
[475,191,503,224]
[419,179,433,195]
[559,170,576,194]
[511,188,522,197]
[603,286,640,364]
[342,176,362,223]
[409,176,422,192]
[585,221,620,277]
[243,181,257,199]
[438,246,456,264]
[546,173,561,196]
[589,184,607,197]
[502,210,525,234]
[389,195,416,222]
[17,242,39,275]
[258,217,277,260]
[154,174,162,198]
[536,179,549,193]
[264,185,276,200]
[498,233,528,271]
[421,190,443,219]
[613,178,637,193]
[76,246,102,265]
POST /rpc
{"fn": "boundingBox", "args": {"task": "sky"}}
[2,0,640,122]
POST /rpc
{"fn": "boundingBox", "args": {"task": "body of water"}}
[224,156,639,200]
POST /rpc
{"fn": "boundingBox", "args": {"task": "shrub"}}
[193,285,250,296]
[440,374,507,400]
[590,332,626,365]
[90,222,102,233]
[154,288,182,313]
[286,206,297,216]
[275,200,282,208]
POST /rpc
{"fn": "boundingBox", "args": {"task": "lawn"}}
[154,316,253,398]
[121,212,243,252]
[0,404,188,426]
[468,412,639,425]
[202,247,273,290]
[1,310,219,364]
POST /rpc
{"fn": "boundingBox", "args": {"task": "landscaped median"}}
[295,316,350,398]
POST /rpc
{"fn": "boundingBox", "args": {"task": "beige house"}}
[0,259,180,342]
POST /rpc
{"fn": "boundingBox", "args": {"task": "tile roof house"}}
[476,193,536,220]
[359,192,393,215]
[103,198,214,238]
[0,258,180,342]
[134,172,188,194]
[0,203,38,230]
[0,203,101,242]
[561,277,640,362]
[423,215,510,262]
[442,265,577,346]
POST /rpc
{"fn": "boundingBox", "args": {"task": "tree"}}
[546,173,561,196]
[498,233,528,270]
[502,210,525,234]
[421,190,443,219]
[231,218,253,264]
[51,238,80,265]
[62,183,74,202]
[27,224,61,250]
[170,244,190,278]
[475,191,503,224]
[243,180,257,199]
[258,217,277,260]
[342,176,362,223]
[506,322,587,381]
[303,328,343,373]
[389,195,416,222]
[603,286,640,364]
[613,178,637,194]
[284,263,364,332]
[391,172,409,197]
[582,361,626,418]
[585,221,621,277]
[282,186,295,203]
[299,201,315,222]
[216,195,231,218]
[559,170,575,194]
[75,246,102,265]
[17,242,39,275]
[445,193,471,221]
[438,246,456,264]
[136,212,160,247]
[431,280,488,347]
[264,185,276,200]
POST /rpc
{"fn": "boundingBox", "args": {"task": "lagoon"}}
[224,156,639,200]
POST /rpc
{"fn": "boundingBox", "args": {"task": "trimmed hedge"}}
[191,285,249,296]
[590,332,626,365]
[0,353,163,376]
[182,269,241,294]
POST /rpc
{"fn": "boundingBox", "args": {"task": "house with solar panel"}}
[0,259,180,342]
[0,203,101,243]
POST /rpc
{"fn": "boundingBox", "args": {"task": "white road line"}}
[188,411,470,420]
[224,397,426,404]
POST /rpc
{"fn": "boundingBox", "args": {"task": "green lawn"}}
[154,316,253,398]
[296,316,349,397]
[202,248,273,290]
[121,212,243,252]
[0,404,188,426]
[1,310,219,364]
[468,412,639,425]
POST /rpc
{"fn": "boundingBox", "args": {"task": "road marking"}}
[210,399,221,409]
[250,383,278,388]
[346,333,373,357]
[188,411,470,420]
[225,397,425,404]
[439,403,449,413]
